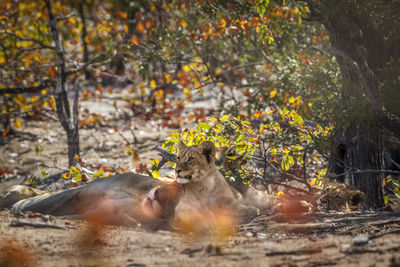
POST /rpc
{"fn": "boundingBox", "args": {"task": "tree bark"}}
[318,1,387,208]
[45,0,79,167]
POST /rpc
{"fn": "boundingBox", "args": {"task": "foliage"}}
[155,107,332,193]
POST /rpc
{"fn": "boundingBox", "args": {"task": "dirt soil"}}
[1,88,400,266]
[1,209,400,267]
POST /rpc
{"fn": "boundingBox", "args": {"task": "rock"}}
[353,234,369,246]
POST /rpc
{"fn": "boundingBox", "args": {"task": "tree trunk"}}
[344,127,384,208]
[67,127,79,167]
[318,1,386,208]
[45,0,79,167]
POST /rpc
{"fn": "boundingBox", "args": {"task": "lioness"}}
[4,141,274,228]
[144,141,267,224]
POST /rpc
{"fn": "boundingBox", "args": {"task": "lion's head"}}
[175,141,217,184]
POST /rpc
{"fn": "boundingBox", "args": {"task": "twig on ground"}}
[10,219,65,229]
[265,246,322,256]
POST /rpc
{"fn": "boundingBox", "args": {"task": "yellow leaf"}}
[68,17,76,24]
[215,67,222,75]
[154,89,164,100]
[165,74,172,83]
[40,89,47,96]
[220,18,227,28]
[152,169,159,178]
[123,25,128,32]
[181,19,188,28]
[269,88,277,98]
[14,119,21,129]
[259,124,265,134]
[183,65,191,72]
[183,88,191,95]
[150,80,157,89]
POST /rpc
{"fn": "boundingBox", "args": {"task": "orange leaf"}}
[146,18,155,29]
[131,35,140,45]
[254,111,262,118]
[310,178,317,186]
[136,21,145,33]
[276,191,285,197]
[249,136,258,142]
[188,114,196,121]
[117,11,128,19]
[2,129,9,136]
[48,67,57,78]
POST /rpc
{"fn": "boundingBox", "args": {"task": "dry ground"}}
[1,209,400,266]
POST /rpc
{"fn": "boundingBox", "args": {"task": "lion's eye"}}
[177,156,180,161]
[188,156,194,162]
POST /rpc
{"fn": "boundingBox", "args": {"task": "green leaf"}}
[236,134,245,142]
[40,170,48,178]
[35,146,44,153]
[93,170,104,180]
[198,122,211,130]
[288,155,294,166]
[384,195,389,205]
[220,115,230,122]
[394,187,400,196]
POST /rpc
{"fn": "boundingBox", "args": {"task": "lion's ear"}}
[198,141,216,163]
[177,141,186,151]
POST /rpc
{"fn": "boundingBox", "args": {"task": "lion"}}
[144,141,274,227]
[2,141,275,230]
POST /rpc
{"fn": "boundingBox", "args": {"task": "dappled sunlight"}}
[174,207,236,241]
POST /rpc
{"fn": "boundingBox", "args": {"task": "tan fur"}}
[0,185,47,209]
[174,141,260,221]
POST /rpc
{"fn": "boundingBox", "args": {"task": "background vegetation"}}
[1,0,399,208]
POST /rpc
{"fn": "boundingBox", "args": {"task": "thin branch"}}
[66,51,109,75]
[0,31,55,50]
[334,169,400,178]
[153,145,177,170]
[0,79,53,95]
[56,12,76,22]
[269,181,310,194]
